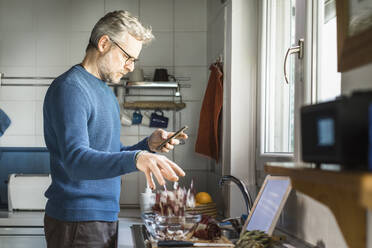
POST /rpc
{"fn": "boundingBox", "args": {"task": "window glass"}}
[264,0,296,153]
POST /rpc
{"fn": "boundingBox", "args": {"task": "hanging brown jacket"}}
[195,63,223,161]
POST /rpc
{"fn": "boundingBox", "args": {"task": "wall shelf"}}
[123,80,187,111]
[125,81,179,89]
[265,162,371,248]
[123,101,186,111]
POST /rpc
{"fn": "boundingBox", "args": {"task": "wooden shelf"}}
[123,101,186,111]
[265,162,372,248]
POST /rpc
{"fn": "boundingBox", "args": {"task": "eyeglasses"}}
[110,39,139,65]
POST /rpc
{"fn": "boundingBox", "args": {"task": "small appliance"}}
[7,174,51,211]
[301,91,372,168]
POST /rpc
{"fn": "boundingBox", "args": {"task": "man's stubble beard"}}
[97,50,125,84]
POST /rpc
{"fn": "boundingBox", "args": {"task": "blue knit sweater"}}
[43,65,150,222]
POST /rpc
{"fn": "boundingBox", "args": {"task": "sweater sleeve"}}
[44,82,138,181]
[120,137,152,152]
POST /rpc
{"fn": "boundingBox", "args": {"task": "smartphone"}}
[157,126,188,150]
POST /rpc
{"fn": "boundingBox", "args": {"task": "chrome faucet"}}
[219,175,253,215]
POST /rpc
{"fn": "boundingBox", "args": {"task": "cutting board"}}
[186,236,234,247]
[152,236,234,248]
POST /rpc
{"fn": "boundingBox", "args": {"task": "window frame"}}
[256,0,315,183]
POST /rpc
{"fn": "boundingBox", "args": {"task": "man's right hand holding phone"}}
[135,127,188,189]
[148,127,188,153]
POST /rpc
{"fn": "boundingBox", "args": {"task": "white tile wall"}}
[175,0,207,32]
[35,101,43,135]
[0,0,209,206]
[175,67,208,101]
[0,0,35,32]
[0,32,36,66]
[207,0,225,27]
[36,32,69,67]
[176,101,202,136]
[0,101,35,135]
[35,0,71,33]
[139,31,174,66]
[35,86,48,101]
[140,0,173,32]
[0,66,36,77]
[174,136,209,170]
[70,0,104,32]
[69,32,91,65]
[105,0,139,16]
[0,86,35,101]
[175,32,207,66]
[207,9,225,64]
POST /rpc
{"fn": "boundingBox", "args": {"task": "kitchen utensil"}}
[120,111,132,126]
[8,174,51,211]
[141,111,151,126]
[153,68,169,81]
[157,240,235,247]
[132,109,143,125]
[129,67,145,82]
[140,185,155,213]
[142,212,201,241]
[150,110,168,128]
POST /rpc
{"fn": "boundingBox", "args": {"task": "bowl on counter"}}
[142,212,201,241]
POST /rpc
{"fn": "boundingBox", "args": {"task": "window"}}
[256,0,341,179]
[263,0,296,154]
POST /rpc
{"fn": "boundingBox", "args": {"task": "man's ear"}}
[97,35,111,53]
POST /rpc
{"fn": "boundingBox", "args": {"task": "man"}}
[43,10,187,247]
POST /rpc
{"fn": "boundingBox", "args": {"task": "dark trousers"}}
[44,214,118,248]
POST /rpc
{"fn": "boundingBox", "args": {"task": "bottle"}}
[140,184,155,213]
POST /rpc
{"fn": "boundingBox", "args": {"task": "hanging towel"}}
[195,63,223,161]
[0,108,11,137]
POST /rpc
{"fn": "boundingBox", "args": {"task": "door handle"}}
[284,39,304,84]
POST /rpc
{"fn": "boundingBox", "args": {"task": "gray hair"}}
[87,10,154,51]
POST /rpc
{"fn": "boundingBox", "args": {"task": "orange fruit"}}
[195,192,213,204]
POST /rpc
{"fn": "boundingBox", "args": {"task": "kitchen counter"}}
[0,209,315,248]
[0,208,143,248]
[118,208,142,248]
[0,210,44,226]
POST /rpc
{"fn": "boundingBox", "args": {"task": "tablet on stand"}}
[241,175,292,236]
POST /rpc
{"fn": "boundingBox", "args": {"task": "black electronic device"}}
[301,91,372,168]
[156,126,188,150]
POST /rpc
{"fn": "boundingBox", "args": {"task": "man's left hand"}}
[148,129,188,153]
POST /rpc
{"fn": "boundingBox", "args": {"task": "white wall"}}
[341,63,372,95]
[206,0,227,217]
[0,0,209,205]
[278,53,372,248]
[226,0,258,218]
[206,0,258,218]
